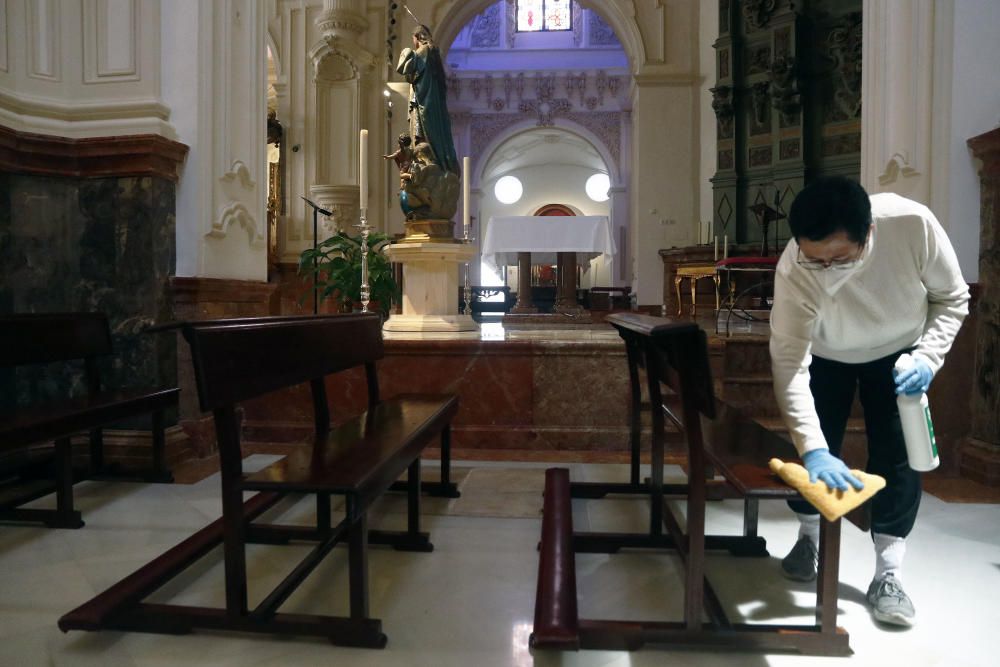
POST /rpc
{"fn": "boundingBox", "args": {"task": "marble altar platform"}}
[241,322,640,455]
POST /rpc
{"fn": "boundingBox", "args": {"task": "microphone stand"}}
[301,196,332,315]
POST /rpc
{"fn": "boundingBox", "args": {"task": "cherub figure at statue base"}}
[391,138,460,242]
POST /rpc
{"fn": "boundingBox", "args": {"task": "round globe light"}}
[494,175,523,204]
[586,173,610,202]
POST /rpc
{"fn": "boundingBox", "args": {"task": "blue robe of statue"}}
[396,42,459,175]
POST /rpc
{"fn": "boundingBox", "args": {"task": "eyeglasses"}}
[796,238,867,271]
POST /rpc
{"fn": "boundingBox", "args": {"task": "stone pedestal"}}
[383,242,478,332]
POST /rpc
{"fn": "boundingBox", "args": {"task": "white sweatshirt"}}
[769,192,970,455]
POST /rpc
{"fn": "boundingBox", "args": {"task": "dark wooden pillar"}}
[963,128,1000,486]
[512,252,538,314]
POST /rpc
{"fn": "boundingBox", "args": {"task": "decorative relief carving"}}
[209,202,265,247]
[563,111,622,165]
[506,0,517,48]
[720,0,731,34]
[775,26,791,58]
[519,98,573,126]
[749,145,772,167]
[607,76,621,98]
[822,133,861,157]
[747,44,771,74]
[472,78,482,100]
[471,113,526,158]
[779,138,801,160]
[749,80,771,134]
[222,160,256,189]
[719,49,730,80]
[711,85,735,139]
[589,10,619,46]
[471,3,501,48]
[742,0,777,31]
[491,98,505,111]
[573,2,584,46]
[449,74,461,99]
[595,70,607,105]
[485,74,494,100]
[824,12,862,122]
[770,56,800,126]
[504,73,512,106]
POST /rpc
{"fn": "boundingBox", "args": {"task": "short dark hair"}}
[788,175,871,244]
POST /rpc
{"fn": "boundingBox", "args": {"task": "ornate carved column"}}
[310,0,374,221]
[963,128,1000,486]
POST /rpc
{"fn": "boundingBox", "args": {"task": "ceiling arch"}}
[431,0,645,74]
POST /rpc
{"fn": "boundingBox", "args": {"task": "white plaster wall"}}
[942,0,1000,282]
[0,0,173,138]
[630,83,697,307]
[163,0,268,281]
[862,0,1000,282]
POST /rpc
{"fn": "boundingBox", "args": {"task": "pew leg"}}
[408,458,421,536]
[427,424,460,498]
[51,437,84,529]
[148,408,173,483]
[317,492,332,539]
[816,518,842,633]
[347,499,370,620]
[728,497,768,557]
[89,428,104,472]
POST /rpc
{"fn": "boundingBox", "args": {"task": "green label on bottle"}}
[924,405,937,458]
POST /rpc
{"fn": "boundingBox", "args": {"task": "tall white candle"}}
[462,156,471,238]
[723,234,728,260]
[359,129,368,209]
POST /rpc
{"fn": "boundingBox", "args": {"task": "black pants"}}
[787,351,921,538]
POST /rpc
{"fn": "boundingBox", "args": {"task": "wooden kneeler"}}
[530,314,853,656]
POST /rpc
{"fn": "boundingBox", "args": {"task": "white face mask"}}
[819,266,858,296]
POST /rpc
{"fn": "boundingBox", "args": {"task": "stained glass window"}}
[517,0,572,32]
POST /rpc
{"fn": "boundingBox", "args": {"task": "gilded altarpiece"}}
[712,0,862,251]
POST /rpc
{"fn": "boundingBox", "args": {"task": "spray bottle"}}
[893,353,939,471]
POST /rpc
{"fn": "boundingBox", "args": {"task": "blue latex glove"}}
[802,449,865,492]
[894,357,933,395]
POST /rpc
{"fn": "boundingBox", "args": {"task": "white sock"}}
[796,513,820,548]
[873,532,906,581]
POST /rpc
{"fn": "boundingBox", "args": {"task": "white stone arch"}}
[431,0,646,74]
[471,117,621,190]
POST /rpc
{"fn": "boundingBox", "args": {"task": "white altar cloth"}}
[481,215,615,271]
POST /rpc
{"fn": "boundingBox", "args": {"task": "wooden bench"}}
[0,313,178,528]
[531,313,850,656]
[59,313,458,647]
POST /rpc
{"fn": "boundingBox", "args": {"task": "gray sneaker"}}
[866,573,915,626]
[780,536,818,581]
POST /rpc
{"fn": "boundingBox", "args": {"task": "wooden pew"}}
[0,313,178,528]
[146,313,459,498]
[530,313,851,656]
[59,313,458,647]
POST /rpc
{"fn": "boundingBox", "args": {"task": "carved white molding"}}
[861,0,935,193]
[315,7,368,41]
[27,0,60,81]
[221,160,257,189]
[0,0,8,73]
[0,88,169,121]
[308,38,376,79]
[208,202,266,247]
[83,0,140,83]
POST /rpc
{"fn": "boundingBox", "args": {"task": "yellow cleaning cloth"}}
[768,458,886,522]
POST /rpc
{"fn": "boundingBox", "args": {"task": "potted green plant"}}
[298,231,399,316]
